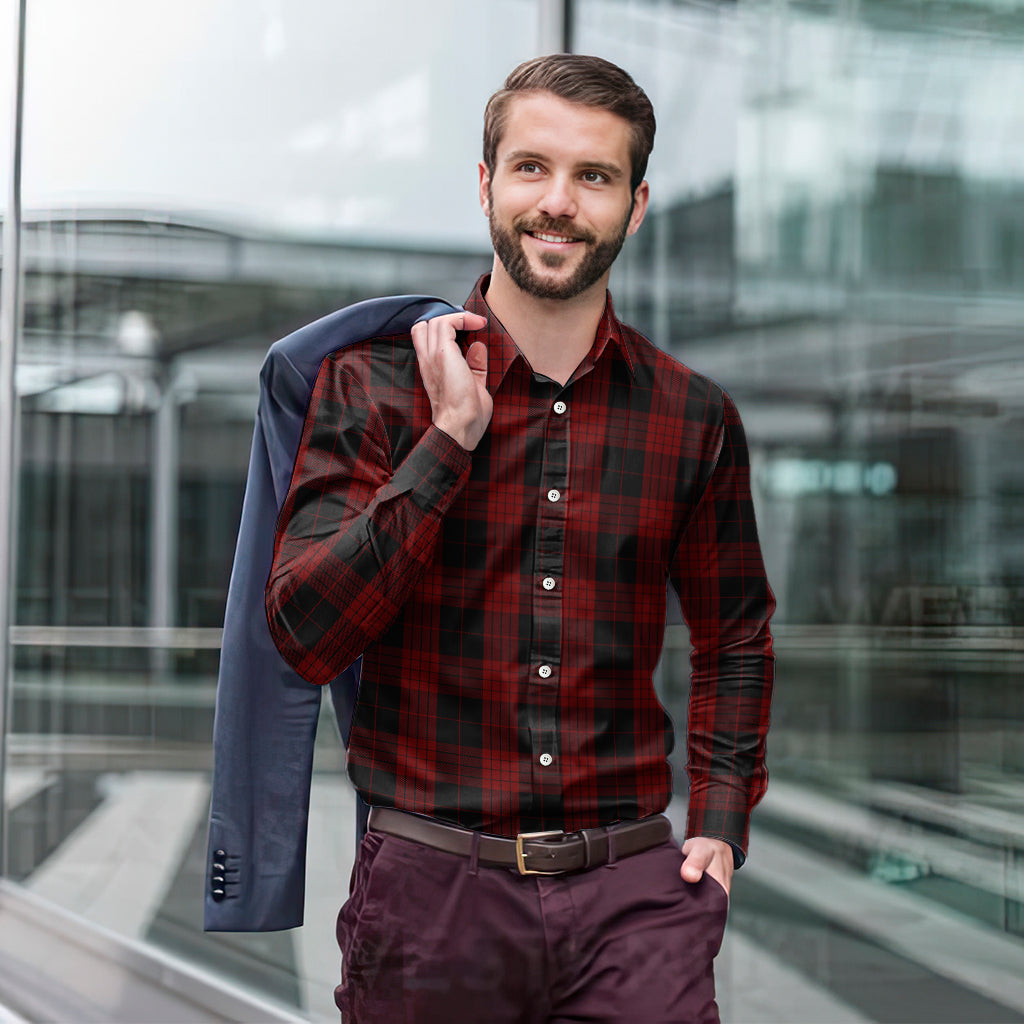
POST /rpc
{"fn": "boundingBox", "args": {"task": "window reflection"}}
[7,2,530,1018]
[581,0,1024,1020]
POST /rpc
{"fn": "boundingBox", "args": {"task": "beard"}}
[487,187,632,301]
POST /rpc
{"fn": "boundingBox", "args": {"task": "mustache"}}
[514,217,595,244]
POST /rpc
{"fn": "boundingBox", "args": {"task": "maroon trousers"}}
[335,827,729,1023]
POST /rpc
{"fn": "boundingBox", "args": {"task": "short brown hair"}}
[483,54,656,194]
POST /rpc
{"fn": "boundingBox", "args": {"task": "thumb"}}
[680,842,710,883]
[466,340,488,377]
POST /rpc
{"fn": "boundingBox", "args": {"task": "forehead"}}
[497,91,631,169]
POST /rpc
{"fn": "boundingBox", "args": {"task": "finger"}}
[435,311,487,330]
[411,319,428,360]
[441,310,488,336]
[466,340,488,376]
[413,315,450,362]
[416,310,487,334]
[427,313,462,353]
[459,311,488,331]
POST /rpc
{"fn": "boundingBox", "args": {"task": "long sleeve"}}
[265,354,471,686]
[670,390,775,860]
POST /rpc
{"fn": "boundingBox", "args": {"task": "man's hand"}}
[680,836,734,896]
[411,311,491,451]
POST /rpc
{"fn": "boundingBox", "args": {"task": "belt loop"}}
[581,829,593,869]
[606,827,618,869]
[468,831,480,877]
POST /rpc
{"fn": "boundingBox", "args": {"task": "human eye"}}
[581,169,609,184]
[517,161,542,175]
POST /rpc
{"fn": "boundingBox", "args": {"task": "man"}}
[266,54,774,1023]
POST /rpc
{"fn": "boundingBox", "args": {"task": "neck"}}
[484,259,608,386]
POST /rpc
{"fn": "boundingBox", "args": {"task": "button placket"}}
[526,381,569,818]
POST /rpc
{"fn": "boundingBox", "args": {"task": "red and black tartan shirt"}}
[266,274,775,858]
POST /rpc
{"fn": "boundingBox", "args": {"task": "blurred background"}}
[1,0,1023,1021]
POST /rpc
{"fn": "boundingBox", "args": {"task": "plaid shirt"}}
[266,275,774,856]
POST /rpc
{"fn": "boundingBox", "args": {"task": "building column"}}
[537,0,572,53]
[149,364,179,673]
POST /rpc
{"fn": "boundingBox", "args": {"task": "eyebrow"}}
[503,150,626,182]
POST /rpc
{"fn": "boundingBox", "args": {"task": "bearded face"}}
[487,182,633,301]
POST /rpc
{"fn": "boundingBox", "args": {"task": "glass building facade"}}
[1,1,1023,1020]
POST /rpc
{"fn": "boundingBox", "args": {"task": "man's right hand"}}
[411,310,491,451]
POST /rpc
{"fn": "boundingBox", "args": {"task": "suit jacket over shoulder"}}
[204,295,459,932]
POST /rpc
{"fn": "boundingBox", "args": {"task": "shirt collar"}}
[461,274,636,392]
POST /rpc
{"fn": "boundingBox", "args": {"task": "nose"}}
[536,174,578,220]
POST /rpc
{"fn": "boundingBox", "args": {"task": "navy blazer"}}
[204,295,459,932]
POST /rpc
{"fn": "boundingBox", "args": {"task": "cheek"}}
[493,180,544,212]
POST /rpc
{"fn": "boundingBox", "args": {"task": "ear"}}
[625,180,650,237]
[478,161,492,216]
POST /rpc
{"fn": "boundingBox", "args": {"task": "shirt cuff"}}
[685,778,755,866]
[389,423,473,515]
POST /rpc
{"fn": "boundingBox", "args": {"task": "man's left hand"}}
[680,836,734,896]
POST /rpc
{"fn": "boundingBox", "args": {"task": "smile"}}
[528,231,580,244]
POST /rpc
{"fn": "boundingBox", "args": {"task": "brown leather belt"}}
[368,807,673,876]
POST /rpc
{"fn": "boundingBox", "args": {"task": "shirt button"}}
[539,753,553,766]
[538,664,552,679]
[541,577,556,590]
[547,489,560,503]
[553,401,567,415]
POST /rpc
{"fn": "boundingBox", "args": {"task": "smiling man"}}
[266,54,775,1023]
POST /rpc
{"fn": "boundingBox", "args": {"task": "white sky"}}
[3,1,1024,244]
[3,0,749,245]
[13,0,542,245]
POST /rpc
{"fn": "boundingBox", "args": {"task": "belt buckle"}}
[515,830,566,876]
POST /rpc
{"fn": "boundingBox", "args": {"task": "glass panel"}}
[0,1,12,215]
[12,1,538,1018]
[576,0,1024,1020]
[20,0,540,248]
[0,0,19,902]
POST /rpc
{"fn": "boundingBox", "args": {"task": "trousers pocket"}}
[337,831,388,952]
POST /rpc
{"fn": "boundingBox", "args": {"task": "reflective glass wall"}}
[580,1,1024,1021]
[4,2,532,1019]
[3,0,1024,1021]
[0,3,11,213]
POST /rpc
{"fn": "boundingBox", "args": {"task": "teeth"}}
[533,232,575,244]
